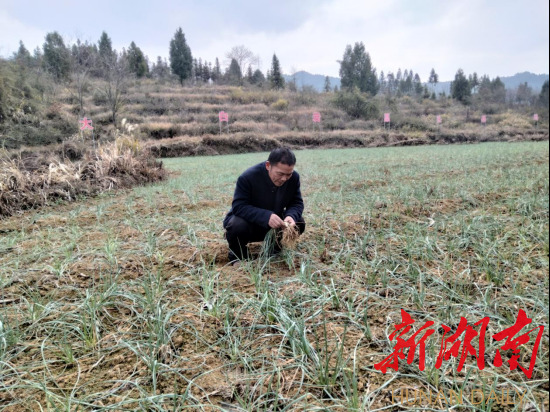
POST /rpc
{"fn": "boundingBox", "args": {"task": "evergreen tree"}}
[270,54,285,89]
[428,68,439,94]
[169,28,193,85]
[126,41,148,78]
[98,31,115,76]
[396,68,402,83]
[339,42,379,95]
[15,41,32,68]
[386,72,395,96]
[413,73,423,96]
[71,40,97,71]
[515,82,533,105]
[477,75,492,100]
[469,72,479,94]
[226,58,242,85]
[212,58,221,82]
[202,60,211,82]
[324,76,331,93]
[378,71,386,94]
[451,69,471,104]
[193,58,201,82]
[246,66,254,83]
[538,80,549,108]
[250,69,265,86]
[151,56,170,80]
[490,77,506,104]
[42,31,71,80]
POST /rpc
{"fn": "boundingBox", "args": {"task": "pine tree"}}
[251,69,265,86]
[324,76,331,93]
[98,32,115,68]
[469,72,479,94]
[202,61,211,83]
[428,68,439,94]
[15,41,32,68]
[126,41,148,78]
[42,31,71,81]
[270,54,285,89]
[246,66,254,83]
[151,56,170,80]
[226,58,242,85]
[450,69,471,104]
[538,80,549,108]
[96,31,116,78]
[490,77,506,104]
[413,73,423,96]
[169,28,193,85]
[339,42,378,95]
[212,58,221,82]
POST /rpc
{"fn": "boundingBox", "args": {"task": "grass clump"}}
[0,136,166,217]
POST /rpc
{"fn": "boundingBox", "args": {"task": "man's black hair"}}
[268,147,296,166]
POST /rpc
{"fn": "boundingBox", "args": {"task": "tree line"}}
[4,29,549,104]
[1,29,548,137]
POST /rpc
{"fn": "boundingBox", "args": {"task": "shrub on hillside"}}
[271,99,289,111]
[229,87,280,105]
[331,89,380,120]
[294,86,318,106]
[141,122,182,139]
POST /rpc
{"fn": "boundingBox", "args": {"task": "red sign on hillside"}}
[384,113,391,123]
[533,113,539,121]
[79,117,94,130]
[312,112,321,123]
[219,111,228,122]
[481,115,487,124]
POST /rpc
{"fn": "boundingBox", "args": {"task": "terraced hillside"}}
[10,79,548,156]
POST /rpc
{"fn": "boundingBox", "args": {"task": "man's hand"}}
[284,216,296,226]
[268,213,285,229]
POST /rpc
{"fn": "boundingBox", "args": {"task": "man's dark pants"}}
[224,215,306,261]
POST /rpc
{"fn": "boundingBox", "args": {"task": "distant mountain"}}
[284,71,548,95]
[431,72,549,95]
[283,71,341,92]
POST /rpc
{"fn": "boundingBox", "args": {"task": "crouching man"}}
[223,147,305,263]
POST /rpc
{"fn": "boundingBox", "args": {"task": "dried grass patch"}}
[0,138,166,218]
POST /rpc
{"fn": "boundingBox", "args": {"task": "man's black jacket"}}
[223,162,304,228]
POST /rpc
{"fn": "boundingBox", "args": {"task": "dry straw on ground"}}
[0,138,166,218]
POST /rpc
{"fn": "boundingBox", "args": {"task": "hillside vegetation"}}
[1,52,548,156]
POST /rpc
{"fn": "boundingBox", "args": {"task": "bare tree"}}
[70,40,97,116]
[225,45,259,74]
[100,55,129,125]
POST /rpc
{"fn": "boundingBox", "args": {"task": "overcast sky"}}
[1,0,548,82]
